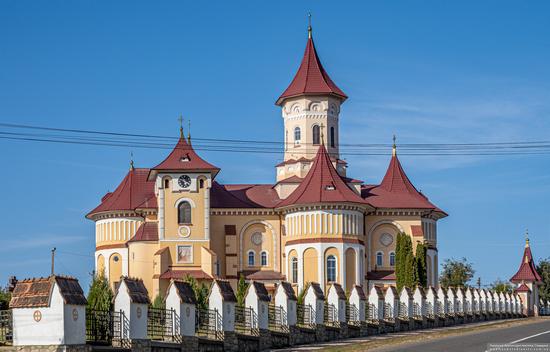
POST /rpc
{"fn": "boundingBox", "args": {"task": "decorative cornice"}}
[211,209,277,216]
[285,237,364,246]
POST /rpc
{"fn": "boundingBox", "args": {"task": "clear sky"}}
[1,1,549,291]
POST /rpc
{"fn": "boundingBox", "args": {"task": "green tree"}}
[152,294,165,309]
[490,279,514,294]
[415,242,427,288]
[184,275,209,311]
[439,257,475,288]
[0,289,11,310]
[537,258,550,303]
[396,232,416,291]
[87,272,113,311]
[297,282,310,305]
[236,274,249,307]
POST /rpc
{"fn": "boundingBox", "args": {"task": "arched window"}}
[330,127,335,147]
[389,252,396,266]
[376,252,383,267]
[291,257,298,283]
[199,179,205,189]
[248,251,255,267]
[164,178,170,189]
[327,255,336,282]
[294,127,301,143]
[312,125,320,145]
[261,251,268,266]
[178,201,192,224]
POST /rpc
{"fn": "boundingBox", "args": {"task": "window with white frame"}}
[261,251,268,266]
[294,127,301,144]
[389,252,396,266]
[291,257,298,283]
[376,251,383,267]
[327,255,337,282]
[248,250,255,267]
[312,125,320,145]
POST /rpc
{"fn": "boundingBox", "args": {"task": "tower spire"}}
[392,135,397,157]
[308,12,312,39]
[178,114,184,138]
[187,119,191,144]
[525,229,530,248]
[130,151,134,170]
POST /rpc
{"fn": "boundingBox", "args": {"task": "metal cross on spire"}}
[130,151,134,170]
[178,114,184,138]
[308,12,312,38]
[320,123,325,145]
[392,134,397,156]
[187,119,191,144]
[525,228,530,247]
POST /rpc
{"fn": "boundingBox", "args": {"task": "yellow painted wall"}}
[128,241,158,297]
[97,255,105,276]
[109,253,122,289]
[303,247,318,284]
[345,248,356,291]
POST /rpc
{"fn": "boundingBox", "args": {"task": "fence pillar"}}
[327,283,346,323]
[113,277,150,339]
[245,281,270,330]
[274,282,297,326]
[209,280,237,332]
[349,285,366,322]
[165,280,196,336]
[305,283,325,325]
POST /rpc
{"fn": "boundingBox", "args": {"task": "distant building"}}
[86,25,447,298]
[511,235,542,316]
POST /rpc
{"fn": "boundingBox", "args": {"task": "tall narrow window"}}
[330,127,335,147]
[291,257,298,283]
[178,201,192,224]
[389,252,396,266]
[327,255,336,282]
[248,251,255,267]
[312,125,320,145]
[164,178,170,189]
[294,127,301,143]
[261,251,268,266]
[376,252,383,267]
[199,179,205,189]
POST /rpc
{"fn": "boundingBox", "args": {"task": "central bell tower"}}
[275,24,348,183]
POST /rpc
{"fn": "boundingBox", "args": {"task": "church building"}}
[86,25,447,298]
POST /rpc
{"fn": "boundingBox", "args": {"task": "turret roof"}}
[510,240,542,283]
[150,135,219,177]
[362,153,446,215]
[276,31,347,105]
[277,144,367,207]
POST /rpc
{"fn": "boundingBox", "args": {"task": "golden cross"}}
[178,114,184,137]
[308,12,312,38]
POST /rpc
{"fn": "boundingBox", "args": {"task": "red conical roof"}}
[362,153,446,214]
[276,33,347,105]
[277,144,366,207]
[151,135,220,176]
[510,240,542,283]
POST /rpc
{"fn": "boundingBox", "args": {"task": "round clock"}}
[178,175,191,188]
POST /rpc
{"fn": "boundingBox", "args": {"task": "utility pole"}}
[51,247,56,276]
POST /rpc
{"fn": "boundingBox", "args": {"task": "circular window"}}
[251,232,263,246]
[379,233,393,247]
[113,256,119,262]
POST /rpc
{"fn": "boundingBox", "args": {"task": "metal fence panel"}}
[147,307,174,341]
[235,306,259,336]
[196,308,223,340]
[0,310,12,345]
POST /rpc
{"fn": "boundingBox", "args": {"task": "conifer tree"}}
[236,274,249,307]
[184,275,209,311]
[415,242,427,288]
[87,272,113,311]
[396,233,405,291]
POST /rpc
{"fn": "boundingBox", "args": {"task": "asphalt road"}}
[373,319,550,352]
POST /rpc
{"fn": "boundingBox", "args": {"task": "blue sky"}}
[1,1,549,291]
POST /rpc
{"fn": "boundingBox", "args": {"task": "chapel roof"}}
[10,276,87,309]
[279,282,298,301]
[276,28,347,105]
[249,281,271,302]
[213,280,237,302]
[330,283,346,300]
[169,280,197,305]
[361,151,446,215]
[510,239,542,283]
[310,282,325,300]
[277,144,367,208]
[115,277,150,304]
[87,168,156,218]
[353,285,367,301]
[150,135,220,177]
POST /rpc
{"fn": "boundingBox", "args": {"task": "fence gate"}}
[196,308,223,340]
[0,310,12,345]
[86,309,122,346]
[147,307,174,341]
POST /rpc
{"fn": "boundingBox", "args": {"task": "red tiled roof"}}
[151,136,219,175]
[242,270,286,281]
[510,242,542,283]
[87,168,156,218]
[211,182,281,208]
[277,145,367,207]
[411,225,424,237]
[515,283,531,292]
[10,276,87,308]
[361,154,446,215]
[277,33,347,105]
[129,222,158,242]
[159,269,212,280]
[366,271,396,281]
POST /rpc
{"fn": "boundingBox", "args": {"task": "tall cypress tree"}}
[415,242,427,288]
[395,233,404,291]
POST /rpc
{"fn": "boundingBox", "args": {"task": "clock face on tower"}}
[178,175,191,188]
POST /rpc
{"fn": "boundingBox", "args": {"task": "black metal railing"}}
[235,306,258,336]
[368,303,378,322]
[86,309,123,345]
[413,303,422,320]
[196,308,223,340]
[324,302,338,327]
[398,302,408,319]
[346,303,361,326]
[0,310,12,345]
[147,307,174,341]
[268,304,288,333]
[297,303,314,327]
[383,303,393,320]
